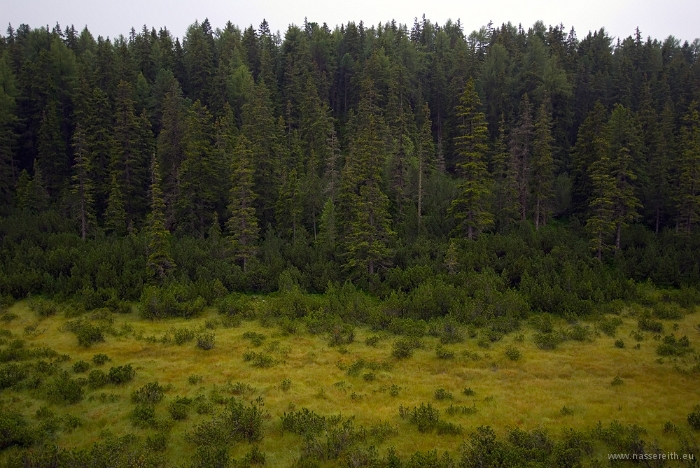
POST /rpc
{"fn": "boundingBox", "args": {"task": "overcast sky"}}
[3,0,699,44]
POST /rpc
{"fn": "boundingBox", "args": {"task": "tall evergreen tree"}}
[491,115,519,231]
[146,155,175,281]
[531,98,555,230]
[70,123,95,239]
[675,101,700,233]
[510,94,534,220]
[226,135,259,272]
[339,79,394,275]
[449,78,493,239]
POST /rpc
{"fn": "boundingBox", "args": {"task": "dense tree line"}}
[0,18,699,312]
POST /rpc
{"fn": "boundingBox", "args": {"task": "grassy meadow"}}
[1,298,699,466]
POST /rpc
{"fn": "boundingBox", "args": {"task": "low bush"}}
[92,353,110,365]
[534,332,561,350]
[173,328,195,345]
[656,334,692,356]
[196,333,215,350]
[87,369,108,388]
[0,363,28,389]
[188,374,203,385]
[72,360,90,373]
[598,317,623,337]
[688,406,700,430]
[392,337,421,359]
[131,381,166,404]
[130,404,156,428]
[108,364,135,384]
[243,351,274,368]
[401,402,440,433]
[63,319,105,347]
[0,411,34,449]
[328,323,355,346]
[168,396,192,420]
[435,388,453,400]
[281,408,327,436]
[435,344,455,359]
[242,331,266,346]
[45,372,84,404]
[505,346,521,361]
[638,316,663,334]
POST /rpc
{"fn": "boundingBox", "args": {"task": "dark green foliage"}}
[0,363,28,389]
[688,406,700,430]
[391,337,421,359]
[242,331,266,346]
[131,381,166,404]
[29,298,57,317]
[108,364,135,384]
[45,371,84,404]
[188,398,264,445]
[174,328,196,345]
[435,344,455,359]
[505,346,521,361]
[169,396,192,420]
[656,334,692,356]
[72,360,90,373]
[534,332,562,350]
[400,402,440,433]
[434,389,453,400]
[638,315,663,333]
[598,317,623,337]
[145,432,168,452]
[0,411,34,449]
[242,351,274,368]
[91,353,110,366]
[140,284,206,319]
[87,369,108,388]
[280,378,291,392]
[281,408,327,436]
[196,332,215,350]
[614,339,625,348]
[63,319,105,347]
[131,404,156,428]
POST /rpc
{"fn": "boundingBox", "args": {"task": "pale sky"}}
[2,0,698,44]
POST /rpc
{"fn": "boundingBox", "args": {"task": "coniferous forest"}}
[0,16,700,467]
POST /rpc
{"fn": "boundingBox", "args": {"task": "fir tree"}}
[491,115,519,231]
[675,102,700,233]
[585,135,615,260]
[511,94,534,221]
[449,78,493,240]
[104,173,127,236]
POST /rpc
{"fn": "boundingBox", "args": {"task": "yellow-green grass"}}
[1,301,699,465]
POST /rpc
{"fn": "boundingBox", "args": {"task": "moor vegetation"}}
[0,12,699,467]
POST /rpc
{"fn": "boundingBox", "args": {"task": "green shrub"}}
[402,403,440,433]
[45,372,84,404]
[362,372,376,382]
[145,432,168,452]
[435,344,454,359]
[243,445,266,465]
[108,364,135,384]
[72,360,90,373]
[173,328,195,345]
[656,334,692,356]
[365,335,380,347]
[131,404,156,428]
[243,351,274,368]
[0,363,28,389]
[392,337,421,359]
[652,303,684,320]
[435,388,453,400]
[281,378,291,391]
[598,317,623,337]
[436,420,463,435]
[88,369,108,388]
[92,353,110,365]
[30,298,57,317]
[328,323,355,346]
[534,332,561,350]
[505,346,521,361]
[196,332,215,350]
[281,408,327,436]
[242,331,266,346]
[688,406,700,430]
[446,404,477,416]
[611,376,623,386]
[615,339,625,348]
[0,411,34,449]
[188,374,203,385]
[168,397,191,421]
[463,387,475,397]
[638,316,663,333]
[567,324,591,341]
[132,381,166,404]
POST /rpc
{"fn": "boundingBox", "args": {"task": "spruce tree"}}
[586,135,615,260]
[146,155,175,281]
[531,98,555,230]
[511,94,534,221]
[104,173,127,236]
[226,135,259,272]
[71,123,95,240]
[449,78,493,240]
[491,115,519,231]
[675,102,700,233]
